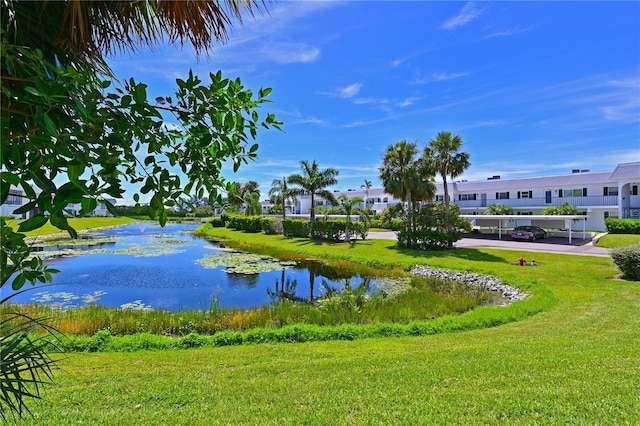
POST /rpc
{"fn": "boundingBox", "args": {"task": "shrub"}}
[209,217,225,227]
[605,218,640,234]
[397,203,470,250]
[282,219,311,238]
[226,215,262,232]
[543,202,580,215]
[611,243,640,280]
[261,217,282,234]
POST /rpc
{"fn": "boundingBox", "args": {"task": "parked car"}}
[510,225,547,241]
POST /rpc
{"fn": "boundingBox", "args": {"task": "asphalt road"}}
[367,232,611,257]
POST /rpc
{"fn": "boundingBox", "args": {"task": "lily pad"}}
[195,251,298,274]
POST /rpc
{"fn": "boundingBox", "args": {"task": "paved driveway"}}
[368,232,610,257]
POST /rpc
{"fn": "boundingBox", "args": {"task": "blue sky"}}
[108,1,640,202]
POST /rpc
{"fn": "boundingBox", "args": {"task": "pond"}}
[8,222,397,311]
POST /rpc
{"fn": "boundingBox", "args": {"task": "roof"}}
[455,171,613,192]
[609,162,640,180]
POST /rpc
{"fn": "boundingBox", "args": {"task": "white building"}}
[289,162,640,232]
[1,185,116,219]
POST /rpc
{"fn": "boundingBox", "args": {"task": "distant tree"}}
[338,195,365,241]
[379,140,435,243]
[269,177,296,220]
[288,161,339,221]
[423,132,470,213]
[485,204,514,215]
[361,179,372,206]
[379,140,435,215]
[543,202,580,215]
[423,132,470,248]
[243,191,262,216]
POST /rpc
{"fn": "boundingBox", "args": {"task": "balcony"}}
[455,195,619,209]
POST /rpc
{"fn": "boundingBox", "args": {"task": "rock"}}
[410,265,528,305]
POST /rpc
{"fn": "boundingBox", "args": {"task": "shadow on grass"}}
[390,245,506,263]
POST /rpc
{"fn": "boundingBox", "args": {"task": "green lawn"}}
[13,227,640,424]
[596,233,640,248]
[6,216,138,238]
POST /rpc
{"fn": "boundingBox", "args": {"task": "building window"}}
[458,194,476,201]
[564,188,586,197]
[496,192,510,200]
[603,187,618,196]
[7,190,23,205]
[633,185,638,196]
[435,195,444,202]
[517,191,533,199]
[383,197,388,203]
[314,200,324,206]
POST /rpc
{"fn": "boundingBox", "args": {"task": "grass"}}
[595,233,640,248]
[6,216,138,239]
[8,226,640,424]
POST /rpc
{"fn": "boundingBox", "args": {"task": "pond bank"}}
[411,265,528,304]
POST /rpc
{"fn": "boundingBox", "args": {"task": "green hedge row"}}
[368,218,404,231]
[220,215,283,234]
[605,218,640,234]
[282,219,368,241]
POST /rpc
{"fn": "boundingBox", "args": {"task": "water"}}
[6,223,378,311]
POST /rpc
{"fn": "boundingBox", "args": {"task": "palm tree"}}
[288,161,339,222]
[423,131,470,215]
[338,195,364,241]
[360,179,372,208]
[379,140,435,217]
[269,177,296,220]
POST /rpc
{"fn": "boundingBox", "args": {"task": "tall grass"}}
[2,275,493,338]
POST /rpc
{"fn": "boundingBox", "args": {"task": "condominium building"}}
[292,162,640,232]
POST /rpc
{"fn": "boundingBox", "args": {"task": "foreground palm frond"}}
[0,312,62,422]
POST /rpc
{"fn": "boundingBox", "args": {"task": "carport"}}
[461,215,588,244]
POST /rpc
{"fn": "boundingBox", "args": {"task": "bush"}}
[397,203,470,250]
[209,217,225,227]
[611,243,640,280]
[605,218,640,234]
[282,219,311,238]
[261,217,282,234]
[225,214,262,232]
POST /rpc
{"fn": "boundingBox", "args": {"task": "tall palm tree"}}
[269,177,296,220]
[288,160,339,222]
[379,140,435,216]
[360,179,372,208]
[423,131,470,215]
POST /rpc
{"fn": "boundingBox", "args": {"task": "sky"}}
[108,1,640,203]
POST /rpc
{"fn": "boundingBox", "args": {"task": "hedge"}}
[605,218,640,234]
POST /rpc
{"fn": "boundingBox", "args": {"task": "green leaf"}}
[133,83,147,104]
[68,164,85,182]
[0,172,20,185]
[24,86,43,97]
[13,200,37,214]
[104,200,120,217]
[80,198,97,215]
[159,209,168,227]
[17,214,48,232]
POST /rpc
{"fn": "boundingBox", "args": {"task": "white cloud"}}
[322,83,363,99]
[395,96,423,108]
[484,26,533,39]
[441,2,485,30]
[339,83,363,98]
[431,72,470,82]
[353,97,389,106]
[263,42,320,64]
